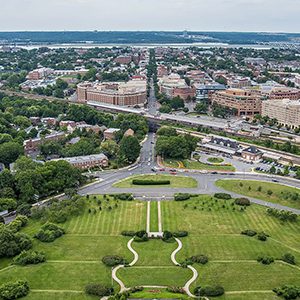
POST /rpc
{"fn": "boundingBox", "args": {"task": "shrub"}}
[257,255,274,265]
[0,228,32,258]
[194,285,225,297]
[173,231,188,238]
[162,231,174,242]
[185,254,208,265]
[241,229,257,237]
[121,231,136,237]
[0,280,29,300]
[166,286,185,294]
[214,193,232,200]
[113,194,133,201]
[13,250,46,266]
[257,232,268,241]
[267,208,298,222]
[273,285,300,299]
[132,179,170,185]
[174,193,191,201]
[134,230,148,242]
[102,255,126,267]
[85,284,114,297]
[130,286,144,293]
[281,253,296,265]
[235,198,251,206]
[34,223,65,243]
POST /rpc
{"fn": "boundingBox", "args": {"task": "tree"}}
[100,140,119,159]
[0,280,30,300]
[0,142,24,166]
[159,104,172,113]
[119,136,141,164]
[195,102,208,114]
[156,126,178,137]
[0,198,17,212]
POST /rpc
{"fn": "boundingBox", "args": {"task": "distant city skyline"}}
[1,0,299,33]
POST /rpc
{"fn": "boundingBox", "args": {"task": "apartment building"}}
[27,68,53,80]
[262,99,300,128]
[269,87,300,100]
[77,80,147,106]
[53,154,109,170]
[159,74,196,100]
[24,132,66,153]
[211,88,262,116]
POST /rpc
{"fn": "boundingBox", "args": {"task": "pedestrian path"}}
[112,200,200,297]
[111,237,139,292]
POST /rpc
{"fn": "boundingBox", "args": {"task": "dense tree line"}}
[155,127,198,159]
[0,157,84,204]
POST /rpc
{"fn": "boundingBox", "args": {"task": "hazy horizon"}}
[1,0,300,33]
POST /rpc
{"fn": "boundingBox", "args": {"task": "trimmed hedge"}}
[113,194,133,201]
[194,285,225,297]
[173,231,188,238]
[214,193,232,200]
[134,230,148,242]
[166,286,185,294]
[281,253,296,265]
[241,229,257,237]
[257,255,274,265]
[235,198,251,206]
[257,232,268,241]
[174,193,191,201]
[85,284,114,297]
[121,231,136,237]
[102,255,126,267]
[132,179,170,185]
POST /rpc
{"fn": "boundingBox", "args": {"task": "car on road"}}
[170,171,177,175]
[159,168,165,171]
[272,179,279,182]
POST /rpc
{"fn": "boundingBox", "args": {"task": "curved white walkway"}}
[111,238,139,292]
[171,238,199,298]
[127,238,139,266]
[171,238,183,265]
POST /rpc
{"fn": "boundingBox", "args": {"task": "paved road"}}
[147,78,157,115]
[78,134,300,215]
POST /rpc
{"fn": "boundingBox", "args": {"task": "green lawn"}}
[0,197,146,298]
[1,194,300,300]
[150,201,159,232]
[25,291,95,300]
[133,239,178,266]
[192,261,300,292]
[161,196,300,299]
[113,174,198,188]
[207,157,224,163]
[131,288,189,299]
[118,267,192,287]
[216,179,300,210]
[164,159,235,171]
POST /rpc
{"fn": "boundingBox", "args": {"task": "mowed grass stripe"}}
[150,201,158,232]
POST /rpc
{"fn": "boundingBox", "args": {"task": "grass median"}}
[216,179,300,210]
[113,174,198,188]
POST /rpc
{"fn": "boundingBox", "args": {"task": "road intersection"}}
[79,133,300,215]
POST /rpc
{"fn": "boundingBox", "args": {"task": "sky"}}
[1,0,300,32]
